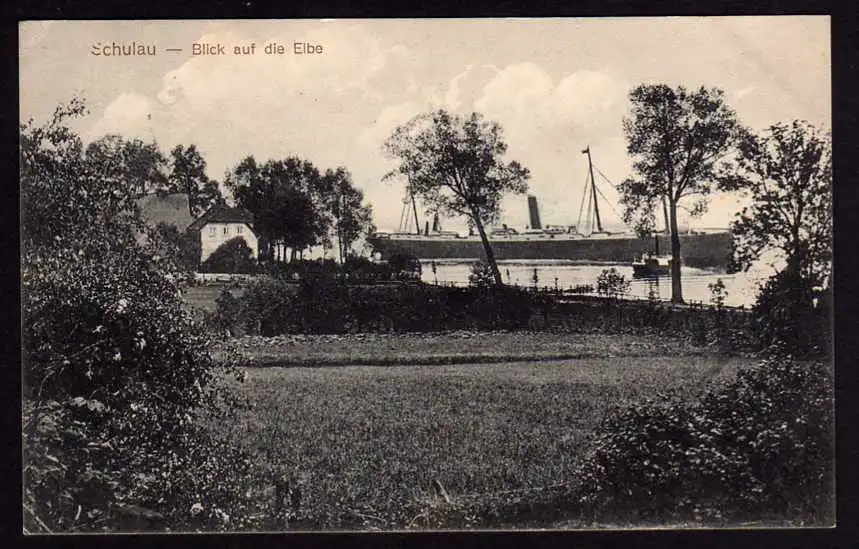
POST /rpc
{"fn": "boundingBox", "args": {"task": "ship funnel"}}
[527,195,542,230]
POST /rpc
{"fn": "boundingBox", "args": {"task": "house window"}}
[237,225,243,234]
[209,226,216,236]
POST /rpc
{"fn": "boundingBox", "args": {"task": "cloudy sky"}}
[20,17,830,233]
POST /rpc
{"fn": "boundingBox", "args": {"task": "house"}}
[186,204,259,262]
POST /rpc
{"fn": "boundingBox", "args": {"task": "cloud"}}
[82,23,752,235]
[88,24,421,181]
[87,92,155,141]
[354,62,632,232]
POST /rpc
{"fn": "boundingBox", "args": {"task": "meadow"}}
[216,331,715,367]
[209,349,758,530]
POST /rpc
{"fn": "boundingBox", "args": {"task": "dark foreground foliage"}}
[214,276,759,352]
[259,253,421,283]
[219,277,551,336]
[574,349,834,526]
[752,268,830,359]
[22,100,269,532]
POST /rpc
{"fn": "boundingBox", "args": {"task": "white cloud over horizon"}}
[21,18,831,234]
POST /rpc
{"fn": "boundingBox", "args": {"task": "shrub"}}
[708,278,728,308]
[233,279,547,335]
[214,289,242,335]
[386,251,422,280]
[596,268,630,299]
[576,351,834,525]
[200,237,257,274]
[21,100,262,532]
[753,269,829,358]
[235,276,296,336]
[22,245,260,531]
[468,261,495,288]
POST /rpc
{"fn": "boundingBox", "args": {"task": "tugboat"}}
[632,234,672,277]
[632,251,672,277]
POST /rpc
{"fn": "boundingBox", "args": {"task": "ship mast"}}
[407,178,421,235]
[582,146,603,233]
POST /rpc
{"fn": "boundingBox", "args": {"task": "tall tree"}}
[319,167,375,263]
[167,144,223,216]
[84,134,169,196]
[618,84,743,303]
[225,156,330,262]
[383,109,530,286]
[727,120,832,292]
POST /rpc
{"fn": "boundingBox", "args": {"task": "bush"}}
[200,237,257,274]
[234,276,296,336]
[468,261,495,288]
[708,278,728,308]
[753,269,829,358]
[21,100,262,532]
[596,268,630,298]
[232,279,548,335]
[22,245,260,531]
[386,251,422,280]
[576,351,834,525]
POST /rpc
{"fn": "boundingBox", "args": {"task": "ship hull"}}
[367,232,733,269]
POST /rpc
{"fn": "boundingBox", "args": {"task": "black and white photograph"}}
[20,17,833,533]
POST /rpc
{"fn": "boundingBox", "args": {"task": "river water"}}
[419,260,765,308]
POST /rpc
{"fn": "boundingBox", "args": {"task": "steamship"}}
[367,148,733,269]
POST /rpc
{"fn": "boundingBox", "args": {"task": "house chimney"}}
[527,195,542,230]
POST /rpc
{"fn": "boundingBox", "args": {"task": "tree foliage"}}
[225,156,332,261]
[727,120,832,291]
[318,167,375,262]
[383,109,530,285]
[84,134,170,197]
[166,144,224,216]
[200,236,257,274]
[618,84,743,303]
[21,100,148,254]
[153,222,201,272]
[21,100,253,532]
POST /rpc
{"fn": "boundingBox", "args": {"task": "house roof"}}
[187,204,255,232]
[136,193,195,232]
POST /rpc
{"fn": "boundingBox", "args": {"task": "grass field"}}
[210,351,757,529]
[219,331,713,367]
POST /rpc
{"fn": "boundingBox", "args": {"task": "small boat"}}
[631,231,672,277]
[632,252,672,277]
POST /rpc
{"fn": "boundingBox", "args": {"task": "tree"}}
[84,134,169,196]
[154,221,202,272]
[167,144,224,216]
[618,85,743,303]
[727,120,832,293]
[200,236,257,274]
[383,109,530,286]
[319,167,375,263]
[226,156,331,262]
